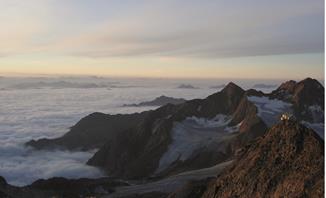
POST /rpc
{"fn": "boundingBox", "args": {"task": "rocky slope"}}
[26,112,148,150]
[199,121,324,198]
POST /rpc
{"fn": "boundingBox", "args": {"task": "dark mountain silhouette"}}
[123,95,186,107]
[209,84,226,89]
[27,112,148,150]
[252,83,277,89]
[177,84,199,89]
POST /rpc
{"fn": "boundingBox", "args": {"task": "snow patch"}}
[307,105,324,123]
[156,114,234,173]
[248,96,292,126]
[302,121,324,139]
[225,121,242,133]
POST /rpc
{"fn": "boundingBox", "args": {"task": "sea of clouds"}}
[0,76,282,186]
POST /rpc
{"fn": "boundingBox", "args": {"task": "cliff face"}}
[201,121,324,198]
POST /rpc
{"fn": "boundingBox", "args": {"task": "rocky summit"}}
[200,121,324,198]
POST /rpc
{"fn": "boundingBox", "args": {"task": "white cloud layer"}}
[0,77,222,186]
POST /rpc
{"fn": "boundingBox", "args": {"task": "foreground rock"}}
[199,121,324,198]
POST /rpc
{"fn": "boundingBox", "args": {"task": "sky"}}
[0,0,324,79]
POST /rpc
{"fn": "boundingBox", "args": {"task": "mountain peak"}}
[276,78,323,94]
[276,80,297,93]
[298,77,323,89]
[221,82,244,94]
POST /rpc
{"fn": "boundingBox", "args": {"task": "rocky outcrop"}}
[229,95,268,150]
[200,121,324,198]
[123,95,186,107]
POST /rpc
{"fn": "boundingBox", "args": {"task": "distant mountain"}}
[123,95,187,107]
[177,84,199,89]
[209,84,226,89]
[252,83,277,89]
[8,81,109,89]
[199,121,324,198]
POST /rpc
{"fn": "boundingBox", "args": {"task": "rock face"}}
[123,95,187,107]
[167,178,213,198]
[26,112,148,150]
[201,121,324,198]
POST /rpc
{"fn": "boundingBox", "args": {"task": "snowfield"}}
[307,105,324,123]
[302,121,324,139]
[156,114,238,173]
[248,96,292,126]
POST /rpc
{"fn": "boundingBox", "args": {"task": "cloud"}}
[0,76,220,186]
[0,0,323,58]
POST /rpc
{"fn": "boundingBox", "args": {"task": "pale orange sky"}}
[0,0,324,80]
[0,53,324,79]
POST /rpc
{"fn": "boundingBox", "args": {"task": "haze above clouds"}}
[0,0,324,79]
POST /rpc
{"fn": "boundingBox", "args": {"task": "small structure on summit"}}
[280,113,295,122]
